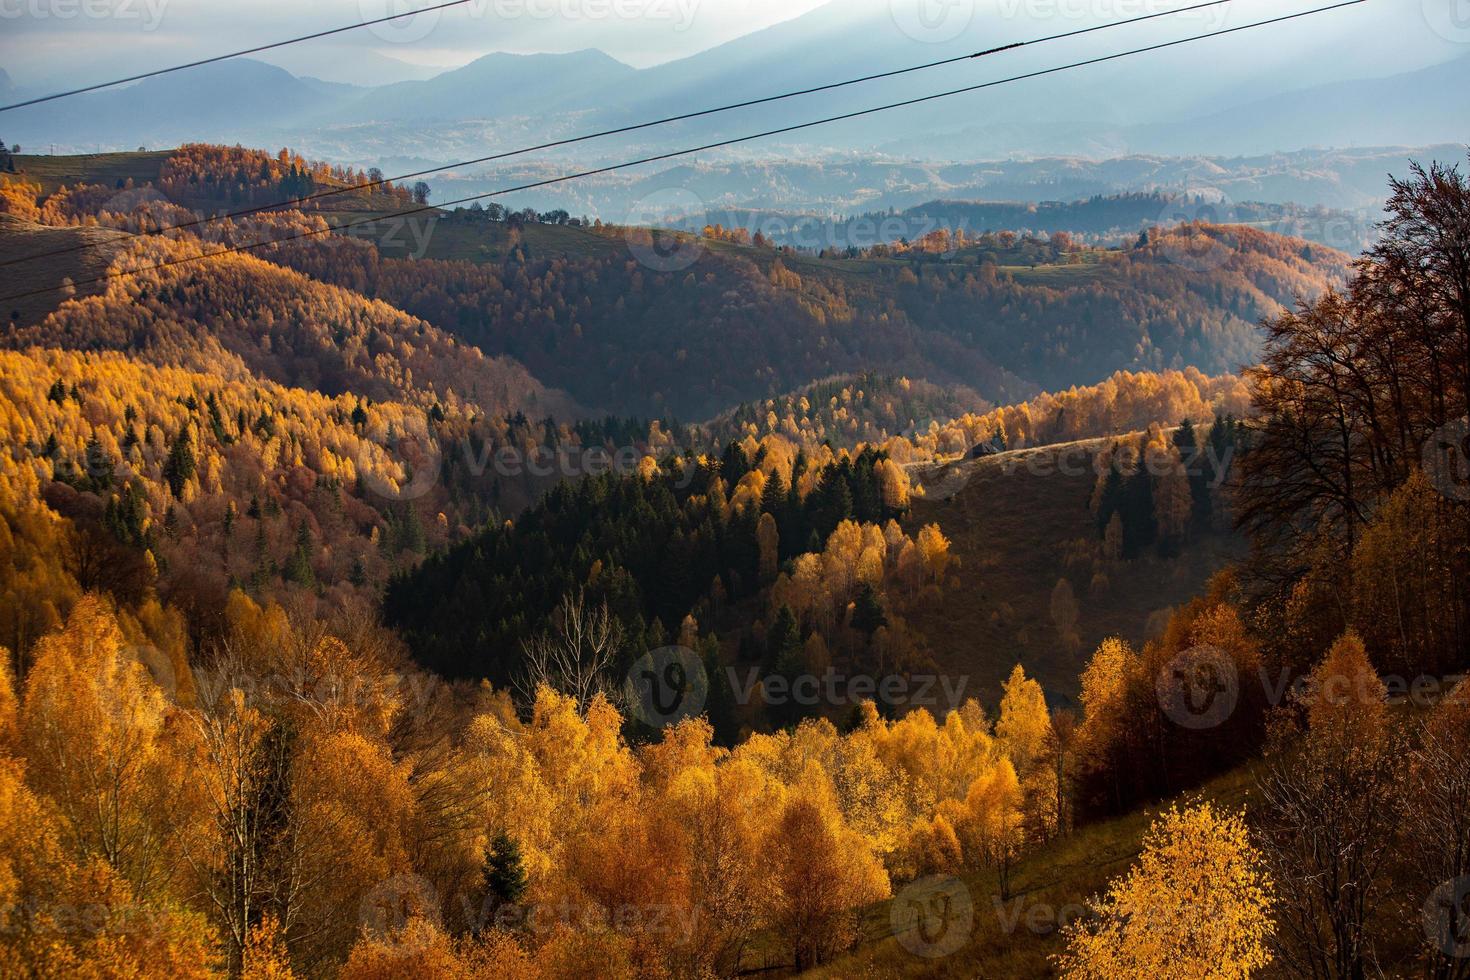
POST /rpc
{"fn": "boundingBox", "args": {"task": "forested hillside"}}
[679,192,1377,254]
[381,217,1347,417]
[0,346,662,651]
[0,138,1465,980]
[6,232,574,417]
[4,146,1349,418]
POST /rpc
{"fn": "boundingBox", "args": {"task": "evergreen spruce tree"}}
[1175,418,1213,524]
[764,605,803,678]
[1097,462,1125,536]
[851,583,889,637]
[701,637,741,747]
[396,504,426,554]
[284,522,316,588]
[1121,467,1157,558]
[760,468,787,517]
[482,831,528,912]
[84,435,114,491]
[163,426,196,497]
[720,441,750,484]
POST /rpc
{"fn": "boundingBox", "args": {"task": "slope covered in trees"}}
[5,145,1350,419]
[0,346,682,658]
[1,141,1466,980]
[0,346,475,646]
[0,590,1072,977]
[895,415,1248,707]
[707,373,992,450]
[3,230,574,418]
[1233,154,1470,682]
[379,219,1346,418]
[709,193,1375,254]
[384,435,916,692]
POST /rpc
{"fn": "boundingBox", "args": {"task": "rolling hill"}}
[1,0,1460,163]
[901,436,1243,707]
[0,215,577,419]
[797,765,1260,979]
[0,213,130,327]
[671,193,1380,255]
[4,145,1351,420]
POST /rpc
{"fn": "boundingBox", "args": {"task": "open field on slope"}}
[0,215,128,327]
[14,150,173,194]
[788,765,1259,978]
[901,437,1243,708]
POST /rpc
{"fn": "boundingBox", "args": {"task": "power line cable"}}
[0,0,480,113]
[1,0,1241,269]
[0,0,1368,305]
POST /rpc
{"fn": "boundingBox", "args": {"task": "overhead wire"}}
[0,0,1243,269]
[0,0,1368,305]
[0,0,481,113]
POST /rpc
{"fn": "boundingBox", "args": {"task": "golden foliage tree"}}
[1057,803,1274,979]
[18,596,183,899]
[1256,631,1402,979]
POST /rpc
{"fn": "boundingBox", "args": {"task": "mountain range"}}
[2,0,1464,175]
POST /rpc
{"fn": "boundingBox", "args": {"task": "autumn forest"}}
[1,14,1469,976]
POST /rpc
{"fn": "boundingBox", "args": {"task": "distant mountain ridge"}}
[1132,55,1470,155]
[330,49,636,123]
[669,192,1381,255]
[1,0,1462,167]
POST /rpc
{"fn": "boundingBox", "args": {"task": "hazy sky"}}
[1,0,1463,90]
[1,0,835,86]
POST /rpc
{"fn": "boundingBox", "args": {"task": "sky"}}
[1,0,1464,92]
[0,0,835,87]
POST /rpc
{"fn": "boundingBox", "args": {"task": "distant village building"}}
[968,437,1004,460]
